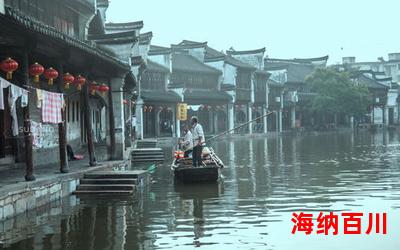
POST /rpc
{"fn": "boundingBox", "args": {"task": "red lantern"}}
[74,75,86,90]
[0,58,18,80]
[44,67,58,86]
[123,99,128,105]
[63,73,75,89]
[29,62,44,83]
[89,82,98,95]
[97,84,109,96]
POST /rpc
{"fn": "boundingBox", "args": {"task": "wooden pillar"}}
[82,83,96,166]
[23,52,35,181]
[56,64,69,173]
[107,81,116,160]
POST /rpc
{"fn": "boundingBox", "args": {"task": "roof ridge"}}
[227,47,266,55]
[106,21,143,27]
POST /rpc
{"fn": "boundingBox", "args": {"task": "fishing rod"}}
[206,111,274,143]
[179,111,275,151]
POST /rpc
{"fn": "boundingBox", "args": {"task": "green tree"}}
[305,67,370,123]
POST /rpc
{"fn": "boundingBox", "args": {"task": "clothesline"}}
[0,77,64,126]
[22,84,65,95]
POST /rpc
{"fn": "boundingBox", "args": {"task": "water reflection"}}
[3,131,400,249]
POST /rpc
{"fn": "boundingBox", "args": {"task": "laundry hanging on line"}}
[40,89,63,124]
[0,77,29,136]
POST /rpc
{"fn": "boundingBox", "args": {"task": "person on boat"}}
[181,126,193,158]
[191,116,205,167]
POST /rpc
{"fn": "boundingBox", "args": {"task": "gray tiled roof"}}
[227,48,266,55]
[357,75,389,89]
[105,21,143,31]
[265,63,315,83]
[3,6,130,70]
[184,89,232,102]
[172,53,221,74]
[141,90,181,103]
[177,40,255,70]
[147,60,169,73]
[139,32,153,45]
[149,45,171,55]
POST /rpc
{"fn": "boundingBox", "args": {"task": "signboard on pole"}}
[177,103,188,121]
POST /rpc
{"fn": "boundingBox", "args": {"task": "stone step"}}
[132,160,164,163]
[131,155,164,159]
[77,197,136,205]
[132,150,164,153]
[77,184,136,191]
[136,140,158,148]
[73,190,134,195]
[84,170,147,179]
[132,152,164,157]
[131,154,164,158]
[132,148,163,152]
[80,178,138,185]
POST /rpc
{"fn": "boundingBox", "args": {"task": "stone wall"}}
[0,178,79,221]
[0,160,129,221]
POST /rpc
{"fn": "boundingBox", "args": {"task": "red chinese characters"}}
[291,212,387,235]
[317,212,338,235]
[291,212,314,235]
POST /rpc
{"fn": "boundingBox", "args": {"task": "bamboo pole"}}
[206,111,274,143]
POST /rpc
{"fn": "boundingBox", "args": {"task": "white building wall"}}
[148,54,171,70]
[139,44,150,62]
[231,52,264,69]
[187,47,205,62]
[224,64,237,85]
[205,61,224,72]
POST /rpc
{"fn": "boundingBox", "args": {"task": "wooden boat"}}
[171,147,224,183]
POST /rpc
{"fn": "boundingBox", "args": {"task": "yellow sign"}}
[177,103,188,121]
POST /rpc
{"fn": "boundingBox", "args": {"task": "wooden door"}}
[0,87,14,158]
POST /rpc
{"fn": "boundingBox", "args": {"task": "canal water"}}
[3,131,400,250]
